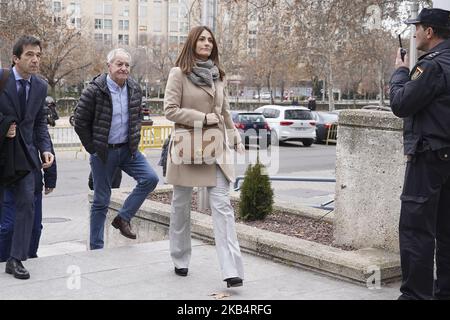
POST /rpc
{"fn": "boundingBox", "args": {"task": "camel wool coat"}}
[164,67,241,187]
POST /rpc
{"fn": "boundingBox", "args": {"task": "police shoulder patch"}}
[411,66,424,80]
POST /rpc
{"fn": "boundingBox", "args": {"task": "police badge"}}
[411,66,424,80]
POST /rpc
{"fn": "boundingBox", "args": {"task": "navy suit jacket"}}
[0,69,51,169]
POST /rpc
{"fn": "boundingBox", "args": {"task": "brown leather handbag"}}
[171,122,224,165]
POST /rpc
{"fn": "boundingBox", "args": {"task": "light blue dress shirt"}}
[106,75,129,144]
[12,66,31,100]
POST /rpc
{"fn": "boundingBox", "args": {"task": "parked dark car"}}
[231,111,271,148]
[311,111,338,143]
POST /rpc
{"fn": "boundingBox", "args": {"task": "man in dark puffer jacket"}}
[74,48,159,250]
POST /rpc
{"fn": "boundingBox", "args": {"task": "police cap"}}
[404,8,450,28]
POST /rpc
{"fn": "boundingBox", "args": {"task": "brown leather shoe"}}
[111,215,136,239]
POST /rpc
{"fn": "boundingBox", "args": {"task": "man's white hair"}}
[107,48,132,64]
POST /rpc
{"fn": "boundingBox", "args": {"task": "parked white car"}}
[254,105,316,147]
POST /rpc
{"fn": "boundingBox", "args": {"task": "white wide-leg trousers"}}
[169,167,244,280]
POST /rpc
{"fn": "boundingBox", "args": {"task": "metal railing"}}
[49,125,173,154]
[233,175,337,211]
[326,123,338,145]
[139,125,172,151]
[233,175,336,191]
[48,126,83,151]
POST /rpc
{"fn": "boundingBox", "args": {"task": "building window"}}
[70,17,81,28]
[118,34,129,45]
[94,33,103,42]
[152,6,162,32]
[104,3,113,15]
[248,38,257,49]
[169,36,178,44]
[104,34,112,45]
[95,3,103,15]
[139,34,148,46]
[95,18,103,29]
[119,20,129,30]
[53,16,62,25]
[179,4,187,17]
[139,5,147,17]
[179,36,187,46]
[170,7,178,18]
[104,19,112,29]
[180,22,188,33]
[68,2,81,15]
[53,1,61,13]
[121,6,129,17]
[170,21,178,32]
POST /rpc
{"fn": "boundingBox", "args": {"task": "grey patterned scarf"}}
[187,59,219,88]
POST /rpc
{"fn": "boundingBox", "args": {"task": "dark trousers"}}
[0,191,42,262]
[399,150,450,300]
[0,171,35,261]
[0,187,3,222]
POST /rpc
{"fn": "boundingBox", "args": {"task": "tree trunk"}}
[322,79,326,102]
[267,71,274,105]
[49,83,56,98]
[378,60,385,106]
[327,53,335,111]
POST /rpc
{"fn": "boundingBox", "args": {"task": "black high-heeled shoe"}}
[225,277,243,288]
[174,267,188,277]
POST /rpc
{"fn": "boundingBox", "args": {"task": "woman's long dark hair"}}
[175,25,225,81]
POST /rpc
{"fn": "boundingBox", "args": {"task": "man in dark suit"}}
[0,35,54,279]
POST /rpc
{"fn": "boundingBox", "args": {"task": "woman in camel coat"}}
[164,25,245,288]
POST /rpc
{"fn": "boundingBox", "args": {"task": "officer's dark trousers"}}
[0,172,35,261]
[399,150,450,300]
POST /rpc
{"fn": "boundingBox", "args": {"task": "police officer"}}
[390,8,450,300]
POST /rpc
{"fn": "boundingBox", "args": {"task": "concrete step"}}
[37,240,88,258]
[0,239,400,300]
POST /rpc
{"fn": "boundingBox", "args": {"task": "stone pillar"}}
[333,110,404,253]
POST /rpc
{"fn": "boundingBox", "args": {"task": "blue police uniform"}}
[390,8,450,300]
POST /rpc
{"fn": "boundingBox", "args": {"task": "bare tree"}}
[0,0,98,97]
[219,0,432,109]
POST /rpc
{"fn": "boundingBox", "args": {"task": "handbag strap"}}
[0,68,10,95]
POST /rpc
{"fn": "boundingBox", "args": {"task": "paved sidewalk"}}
[0,149,401,300]
[0,240,400,300]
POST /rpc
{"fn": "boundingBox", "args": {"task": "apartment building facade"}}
[50,0,218,49]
